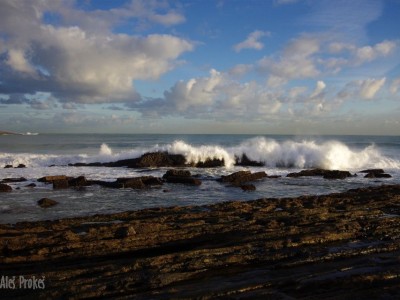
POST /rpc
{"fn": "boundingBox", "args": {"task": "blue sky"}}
[0,0,399,134]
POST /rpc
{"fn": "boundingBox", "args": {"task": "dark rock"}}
[195,158,225,168]
[134,152,186,168]
[26,183,37,188]
[235,154,264,166]
[359,169,385,174]
[53,179,69,189]
[38,175,69,183]
[219,171,267,185]
[0,183,12,192]
[37,198,58,208]
[287,169,352,179]
[116,178,146,189]
[4,165,13,169]
[364,172,392,178]
[89,180,122,189]
[16,164,26,168]
[323,170,352,180]
[267,175,281,179]
[287,169,327,177]
[240,184,256,191]
[68,176,89,187]
[163,169,202,185]
[141,176,164,186]
[1,177,27,183]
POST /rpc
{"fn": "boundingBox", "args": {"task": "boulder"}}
[116,178,146,189]
[37,198,58,208]
[0,183,12,192]
[364,172,392,179]
[218,171,267,185]
[53,179,69,189]
[135,152,186,168]
[4,165,13,169]
[26,183,37,188]
[195,158,225,168]
[163,169,202,186]
[16,164,26,168]
[235,154,264,167]
[1,177,27,183]
[68,176,89,187]
[38,175,69,183]
[323,170,352,180]
[287,169,352,179]
[359,169,385,174]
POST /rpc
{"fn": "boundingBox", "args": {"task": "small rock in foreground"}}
[0,183,12,192]
[37,198,58,208]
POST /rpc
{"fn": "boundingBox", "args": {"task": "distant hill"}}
[0,130,22,135]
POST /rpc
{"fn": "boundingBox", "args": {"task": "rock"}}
[141,176,164,186]
[4,165,13,169]
[68,176,89,187]
[0,183,12,192]
[26,183,37,188]
[287,169,352,179]
[37,198,58,208]
[38,175,69,183]
[1,177,27,183]
[53,179,69,189]
[323,170,353,180]
[235,154,264,167]
[218,171,267,185]
[1,185,400,299]
[115,226,136,239]
[359,169,385,174]
[195,158,225,168]
[364,172,392,178]
[116,178,146,189]
[240,184,256,191]
[287,169,327,177]
[163,169,202,185]
[16,164,26,168]
[134,152,186,168]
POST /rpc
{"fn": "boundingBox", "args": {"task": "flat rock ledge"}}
[1,185,400,299]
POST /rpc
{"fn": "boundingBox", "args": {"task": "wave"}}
[1,137,399,170]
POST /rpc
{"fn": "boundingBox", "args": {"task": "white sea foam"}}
[0,137,399,171]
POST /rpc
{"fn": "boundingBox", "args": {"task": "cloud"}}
[234,30,270,52]
[0,0,193,105]
[339,77,386,100]
[258,35,320,86]
[390,77,400,95]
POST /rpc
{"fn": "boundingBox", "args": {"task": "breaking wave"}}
[1,137,399,170]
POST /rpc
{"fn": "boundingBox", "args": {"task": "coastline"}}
[1,184,400,299]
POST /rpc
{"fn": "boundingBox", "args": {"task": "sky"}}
[0,0,400,135]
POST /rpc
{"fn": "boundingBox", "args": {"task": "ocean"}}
[1,134,400,223]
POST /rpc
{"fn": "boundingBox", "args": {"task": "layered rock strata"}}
[1,185,400,299]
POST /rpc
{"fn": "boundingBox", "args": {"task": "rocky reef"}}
[1,184,400,299]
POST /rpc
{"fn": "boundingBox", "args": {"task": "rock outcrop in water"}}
[0,183,12,192]
[0,185,399,299]
[287,168,353,179]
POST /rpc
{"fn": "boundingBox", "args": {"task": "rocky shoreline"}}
[1,184,400,299]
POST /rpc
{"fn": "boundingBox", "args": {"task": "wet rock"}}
[163,169,202,185]
[287,169,352,179]
[4,164,13,169]
[1,177,27,183]
[235,154,264,166]
[323,170,353,179]
[364,172,392,178]
[68,176,90,187]
[53,179,69,189]
[1,185,400,299]
[26,183,37,188]
[16,164,26,168]
[37,198,58,208]
[0,183,12,192]
[218,170,267,185]
[38,175,69,183]
[194,158,225,168]
[116,178,146,189]
[360,169,385,174]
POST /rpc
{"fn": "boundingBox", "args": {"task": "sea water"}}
[1,134,399,223]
